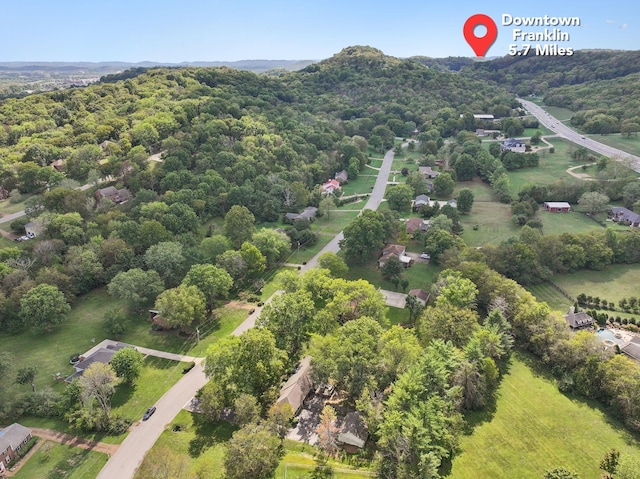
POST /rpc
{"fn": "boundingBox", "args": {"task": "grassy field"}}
[459,200,519,248]
[553,264,640,305]
[12,440,108,479]
[539,211,604,235]
[448,354,640,479]
[539,105,575,122]
[525,283,572,312]
[340,175,377,196]
[505,138,585,194]
[134,411,373,479]
[0,288,247,392]
[313,210,361,235]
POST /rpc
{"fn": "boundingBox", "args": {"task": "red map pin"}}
[463,14,498,57]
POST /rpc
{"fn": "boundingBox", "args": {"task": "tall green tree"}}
[224,205,256,248]
[182,264,233,312]
[224,423,283,479]
[107,268,164,311]
[433,172,455,197]
[154,285,207,329]
[386,184,414,211]
[110,348,144,385]
[20,284,71,333]
[340,209,388,261]
[457,188,474,214]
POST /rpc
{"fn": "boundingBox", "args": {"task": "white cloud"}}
[621,23,628,29]
[606,19,616,24]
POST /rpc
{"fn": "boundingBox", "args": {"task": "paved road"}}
[96,359,206,479]
[303,148,395,270]
[519,98,640,172]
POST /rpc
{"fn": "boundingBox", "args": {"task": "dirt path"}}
[29,428,119,455]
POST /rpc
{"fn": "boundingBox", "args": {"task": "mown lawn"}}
[553,264,640,305]
[459,200,519,248]
[13,440,108,479]
[134,411,374,479]
[340,175,377,196]
[0,288,248,393]
[448,354,640,479]
[313,210,361,235]
[111,356,188,422]
[539,211,604,236]
[525,283,572,312]
[505,138,584,195]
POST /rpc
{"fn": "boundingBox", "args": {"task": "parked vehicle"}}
[143,406,157,420]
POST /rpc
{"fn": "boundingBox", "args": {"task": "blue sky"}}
[1,0,638,62]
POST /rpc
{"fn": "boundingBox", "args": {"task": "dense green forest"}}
[464,49,640,134]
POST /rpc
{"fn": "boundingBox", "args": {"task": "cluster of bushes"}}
[578,294,640,314]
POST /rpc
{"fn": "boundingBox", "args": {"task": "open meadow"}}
[448,354,640,479]
[552,264,640,305]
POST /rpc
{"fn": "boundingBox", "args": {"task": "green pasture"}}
[553,264,640,305]
[448,354,640,479]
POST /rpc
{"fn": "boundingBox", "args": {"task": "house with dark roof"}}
[405,217,429,235]
[408,289,430,306]
[285,207,318,223]
[544,202,571,213]
[50,159,65,172]
[564,307,595,330]
[501,138,526,153]
[94,186,132,205]
[276,356,313,415]
[65,347,117,382]
[418,166,440,179]
[0,423,32,473]
[337,412,368,453]
[334,170,349,184]
[622,337,640,362]
[610,207,640,227]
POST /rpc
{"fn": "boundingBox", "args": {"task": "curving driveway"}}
[519,98,640,173]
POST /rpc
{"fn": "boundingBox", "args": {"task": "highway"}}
[519,98,640,173]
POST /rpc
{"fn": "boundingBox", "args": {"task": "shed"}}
[408,289,430,306]
[334,170,349,184]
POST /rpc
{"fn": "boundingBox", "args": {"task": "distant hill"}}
[0,60,316,74]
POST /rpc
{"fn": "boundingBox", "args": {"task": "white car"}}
[420,253,431,260]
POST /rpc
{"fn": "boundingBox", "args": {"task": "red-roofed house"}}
[322,179,341,194]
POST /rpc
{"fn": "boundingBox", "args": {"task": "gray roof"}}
[564,311,595,329]
[610,207,640,224]
[415,194,430,204]
[544,202,571,209]
[338,412,368,447]
[622,338,640,362]
[75,348,116,372]
[98,186,119,196]
[503,138,525,147]
[286,207,317,221]
[277,356,313,414]
[0,423,32,451]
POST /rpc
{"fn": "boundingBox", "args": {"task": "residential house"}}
[276,356,313,416]
[418,166,440,179]
[337,412,368,453]
[65,343,132,382]
[408,289,430,306]
[334,170,349,184]
[0,423,32,473]
[24,220,44,238]
[610,207,640,227]
[447,199,458,208]
[321,179,341,194]
[0,186,9,200]
[544,201,571,213]
[284,207,318,223]
[413,194,430,210]
[564,307,595,330]
[501,138,526,153]
[622,337,640,362]
[405,217,430,235]
[379,244,411,268]
[50,159,65,172]
[94,186,132,205]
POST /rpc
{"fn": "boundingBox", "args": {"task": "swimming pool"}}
[596,328,626,346]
